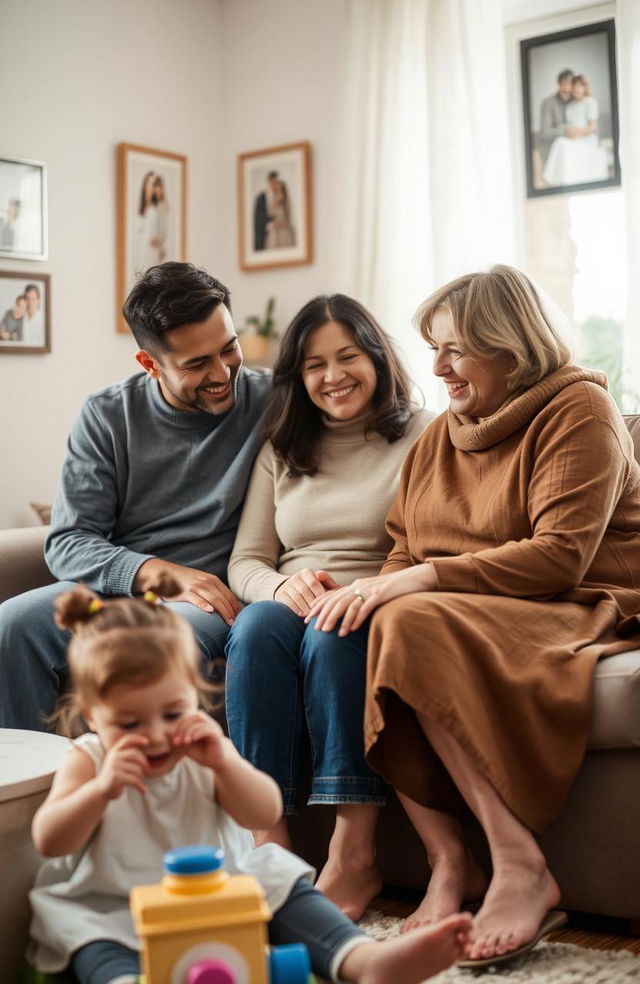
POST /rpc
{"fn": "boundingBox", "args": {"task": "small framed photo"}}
[0,271,50,354]
[238,141,313,272]
[116,143,187,333]
[0,156,47,260]
[521,19,620,198]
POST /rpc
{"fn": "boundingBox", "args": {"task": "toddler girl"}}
[28,580,470,984]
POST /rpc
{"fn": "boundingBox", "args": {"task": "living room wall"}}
[0,0,350,530]
[0,0,226,528]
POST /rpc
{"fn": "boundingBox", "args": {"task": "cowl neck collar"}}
[447,365,608,451]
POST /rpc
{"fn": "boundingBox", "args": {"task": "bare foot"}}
[316,856,383,922]
[402,846,488,933]
[340,912,473,984]
[253,818,292,851]
[464,851,560,961]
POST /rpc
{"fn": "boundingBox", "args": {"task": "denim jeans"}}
[225,600,385,814]
[0,582,230,731]
[70,878,366,984]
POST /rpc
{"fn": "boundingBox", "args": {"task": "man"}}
[22,283,44,345]
[0,262,271,730]
[538,68,575,166]
[253,171,280,250]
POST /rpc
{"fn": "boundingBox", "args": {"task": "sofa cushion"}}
[589,650,640,749]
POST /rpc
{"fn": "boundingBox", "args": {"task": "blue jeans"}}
[70,878,366,984]
[0,582,230,731]
[225,600,385,814]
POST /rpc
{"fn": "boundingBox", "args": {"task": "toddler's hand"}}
[173,712,229,771]
[97,734,150,800]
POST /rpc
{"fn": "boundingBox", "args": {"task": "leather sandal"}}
[456,909,568,969]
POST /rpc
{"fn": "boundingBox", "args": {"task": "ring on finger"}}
[353,589,366,603]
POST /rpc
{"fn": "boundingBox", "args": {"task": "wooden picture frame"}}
[116,143,187,333]
[521,19,620,198]
[0,156,48,260]
[238,141,313,272]
[0,270,51,354]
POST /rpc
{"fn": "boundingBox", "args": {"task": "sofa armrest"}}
[0,526,54,604]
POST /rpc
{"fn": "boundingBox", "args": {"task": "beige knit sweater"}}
[228,407,433,602]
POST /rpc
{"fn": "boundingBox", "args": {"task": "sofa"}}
[2,417,640,925]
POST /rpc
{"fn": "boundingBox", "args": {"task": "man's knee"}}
[167,602,230,661]
[0,582,73,649]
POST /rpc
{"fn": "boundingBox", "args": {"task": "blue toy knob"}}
[269,943,312,984]
[164,845,225,874]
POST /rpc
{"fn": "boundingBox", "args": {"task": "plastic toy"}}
[130,845,313,984]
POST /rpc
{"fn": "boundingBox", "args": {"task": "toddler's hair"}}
[53,574,219,735]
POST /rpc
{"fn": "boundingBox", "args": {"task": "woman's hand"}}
[96,734,150,800]
[305,564,437,636]
[274,568,339,616]
[173,712,230,771]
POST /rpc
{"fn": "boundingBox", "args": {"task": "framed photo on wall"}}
[116,143,187,333]
[521,19,620,198]
[0,156,47,260]
[0,270,50,354]
[238,141,313,272]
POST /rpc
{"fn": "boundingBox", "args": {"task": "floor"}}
[372,891,640,956]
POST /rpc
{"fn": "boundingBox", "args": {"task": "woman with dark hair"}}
[225,294,433,920]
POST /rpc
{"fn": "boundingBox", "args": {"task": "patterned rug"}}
[358,911,640,983]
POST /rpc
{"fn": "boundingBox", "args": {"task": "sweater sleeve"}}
[45,401,153,595]
[430,403,633,598]
[379,441,419,575]
[227,442,289,602]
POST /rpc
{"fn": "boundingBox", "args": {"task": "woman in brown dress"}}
[307,265,640,965]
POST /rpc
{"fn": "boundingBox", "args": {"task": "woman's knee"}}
[301,618,367,673]
[226,600,304,668]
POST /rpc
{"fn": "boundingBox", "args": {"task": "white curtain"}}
[334,0,517,408]
[616,0,640,397]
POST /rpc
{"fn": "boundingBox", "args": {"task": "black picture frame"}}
[521,19,620,198]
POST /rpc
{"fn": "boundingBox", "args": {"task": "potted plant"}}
[240,297,277,364]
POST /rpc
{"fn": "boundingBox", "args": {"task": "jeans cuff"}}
[309,775,386,804]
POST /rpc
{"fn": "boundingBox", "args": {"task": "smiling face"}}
[84,666,199,777]
[430,307,513,421]
[135,304,243,415]
[572,79,587,100]
[301,319,378,421]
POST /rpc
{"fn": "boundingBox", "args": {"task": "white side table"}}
[0,728,70,980]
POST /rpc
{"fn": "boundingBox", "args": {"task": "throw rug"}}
[358,911,640,984]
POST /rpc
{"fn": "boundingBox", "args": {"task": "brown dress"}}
[365,366,640,831]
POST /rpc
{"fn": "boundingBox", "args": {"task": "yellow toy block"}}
[131,846,270,984]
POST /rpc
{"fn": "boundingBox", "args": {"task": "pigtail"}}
[54,585,104,632]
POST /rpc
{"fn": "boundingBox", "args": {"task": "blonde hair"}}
[53,575,219,735]
[415,264,572,391]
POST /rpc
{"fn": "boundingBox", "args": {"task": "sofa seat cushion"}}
[589,650,640,749]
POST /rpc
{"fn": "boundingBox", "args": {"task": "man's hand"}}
[274,568,339,617]
[133,558,241,624]
[173,712,230,771]
[564,125,580,139]
[95,734,150,800]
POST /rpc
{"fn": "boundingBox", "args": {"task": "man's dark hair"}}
[122,262,231,353]
[264,294,414,476]
[557,68,573,84]
[267,170,279,179]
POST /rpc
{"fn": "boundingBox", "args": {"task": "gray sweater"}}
[45,368,271,596]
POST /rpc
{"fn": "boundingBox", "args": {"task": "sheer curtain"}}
[334,0,517,407]
[616,0,640,391]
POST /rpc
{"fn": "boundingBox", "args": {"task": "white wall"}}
[0,0,225,528]
[216,0,348,336]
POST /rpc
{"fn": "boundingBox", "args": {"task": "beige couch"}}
[2,419,640,923]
